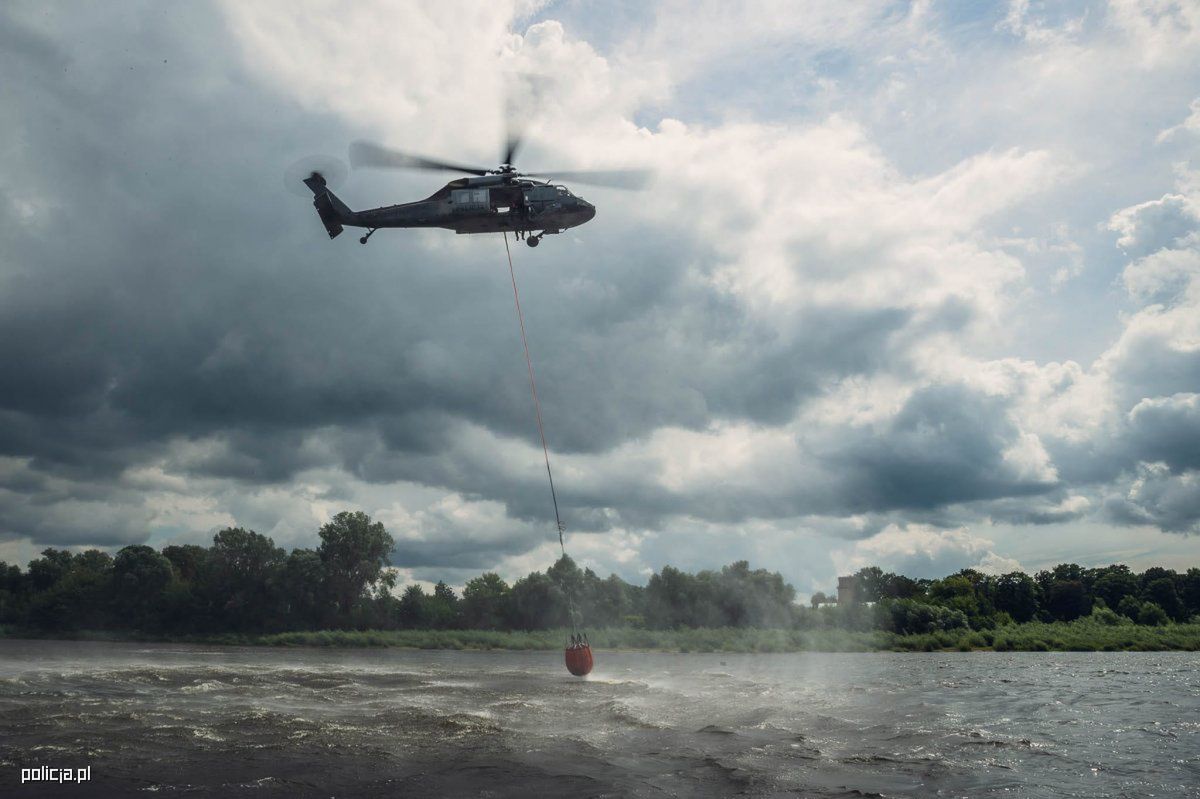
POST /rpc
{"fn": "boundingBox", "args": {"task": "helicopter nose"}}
[580,202,595,222]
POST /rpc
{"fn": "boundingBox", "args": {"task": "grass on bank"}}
[247,620,1200,652]
[10,618,1195,652]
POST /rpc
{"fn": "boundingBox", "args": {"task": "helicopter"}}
[301,136,649,248]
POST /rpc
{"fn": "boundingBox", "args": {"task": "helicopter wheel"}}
[359,228,378,245]
[526,235,540,248]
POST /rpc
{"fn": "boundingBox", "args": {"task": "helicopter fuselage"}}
[331,175,595,242]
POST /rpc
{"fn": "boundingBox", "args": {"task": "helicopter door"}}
[449,188,489,213]
[524,185,561,217]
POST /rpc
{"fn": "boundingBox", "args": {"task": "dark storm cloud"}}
[823,385,1056,512]
[4,2,1195,568]
[0,1,926,553]
[1097,395,1200,534]
[1125,395,1200,473]
[1103,465,1200,534]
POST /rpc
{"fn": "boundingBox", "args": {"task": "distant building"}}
[837,575,858,606]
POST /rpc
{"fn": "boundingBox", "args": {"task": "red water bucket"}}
[564,644,593,676]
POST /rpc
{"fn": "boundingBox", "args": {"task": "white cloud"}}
[1156,96,1200,142]
[833,523,1019,579]
[4,0,1200,591]
[1108,193,1199,256]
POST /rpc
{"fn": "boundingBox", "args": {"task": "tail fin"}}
[303,173,354,239]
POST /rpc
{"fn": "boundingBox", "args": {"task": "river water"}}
[1,640,1197,797]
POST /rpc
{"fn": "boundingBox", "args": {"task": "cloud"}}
[1126,393,1200,472]
[1104,463,1200,534]
[824,384,1058,512]
[1121,246,1200,306]
[1156,97,1200,143]
[1108,193,1199,257]
[2,1,1200,589]
[834,524,1021,579]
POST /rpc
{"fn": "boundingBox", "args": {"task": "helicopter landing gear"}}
[359,228,378,245]
[526,234,541,248]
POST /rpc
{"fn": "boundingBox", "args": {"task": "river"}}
[1,640,1197,796]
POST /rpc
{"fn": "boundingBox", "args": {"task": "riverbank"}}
[5,617,1200,652]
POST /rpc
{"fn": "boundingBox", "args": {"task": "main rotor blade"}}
[349,141,490,176]
[525,168,653,190]
[502,132,522,169]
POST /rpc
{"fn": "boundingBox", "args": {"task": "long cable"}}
[503,232,566,557]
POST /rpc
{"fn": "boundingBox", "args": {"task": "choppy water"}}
[1,641,1197,797]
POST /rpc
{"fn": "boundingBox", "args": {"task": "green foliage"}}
[1,521,1199,654]
[994,571,1039,622]
[462,572,509,629]
[1142,578,1182,621]
[878,599,969,635]
[112,545,173,630]
[1092,566,1139,610]
[1089,606,1128,627]
[1137,601,1169,626]
[1117,595,1143,619]
[318,511,394,616]
[424,581,460,629]
[644,561,795,629]
[206,527,286,631]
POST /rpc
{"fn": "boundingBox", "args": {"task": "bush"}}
[1090,606,1127,627]
[1137,602,1169,626]
[1117,595,1142,619]
[880,599,969,635]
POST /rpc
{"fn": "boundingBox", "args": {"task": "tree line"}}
[1,510,1197,636]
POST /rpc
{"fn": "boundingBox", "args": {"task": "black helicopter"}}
[301,136,648,247]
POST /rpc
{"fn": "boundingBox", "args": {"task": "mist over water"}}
[1,641,1197,797]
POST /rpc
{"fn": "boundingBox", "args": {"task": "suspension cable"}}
[503,232,567,557]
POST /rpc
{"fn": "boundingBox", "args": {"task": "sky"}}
[1,0,1199,596]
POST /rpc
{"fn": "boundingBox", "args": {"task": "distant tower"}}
[837,575,858,606]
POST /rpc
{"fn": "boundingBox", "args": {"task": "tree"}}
[206,527,286,631]
[994,571,1039,623]
[162,544,208,583]
[880,599,968,635]
[26,550,114,631]
[27,549,75,592]
[586,573,632,626]
[112,545,174,630]
[1139,566,1176,589]
[280,548,331,629]
[646,566,706,628]
[463,573,509,629]
[852,567,887,602]
[884,574,925,600]
[424,581,461,629]
[0,561,28,625]
[928,575,982,621]
[1181,568,1200,618]
[398,584,426,628]
[1117,595,1143,619]
[317,511,395,619]
[547,555,584,598]
[1142,577,1183,621]
[1091,567,1139,611]
[810,591,829,609]
[509,572,564,629]
[1137,601,1169,626]
[1043,579,1089,621]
